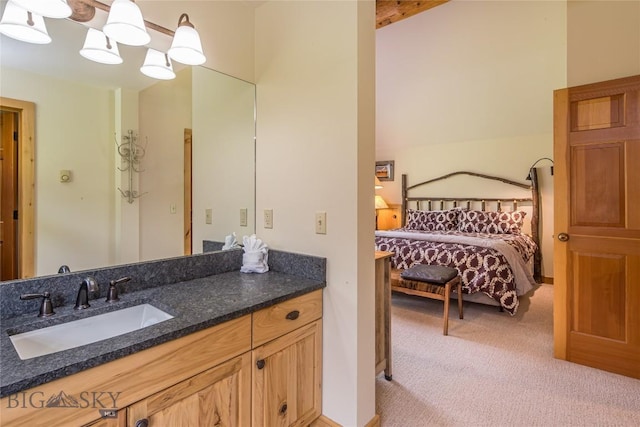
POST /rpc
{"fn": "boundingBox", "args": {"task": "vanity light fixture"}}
[79,28,123,65]
[140,48,176,80]
[0,1,51,44]
[11,0,72,19]
[168,13,206,65]
[103,0,150,47]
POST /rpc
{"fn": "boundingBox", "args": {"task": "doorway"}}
[0,97,35,279]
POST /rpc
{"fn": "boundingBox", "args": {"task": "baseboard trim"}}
[312,415,341,427]
[542,276,554,284]
[312,414,380,427]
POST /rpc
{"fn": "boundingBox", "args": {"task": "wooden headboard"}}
[401,170,541,282]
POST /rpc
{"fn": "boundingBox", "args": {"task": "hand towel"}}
[240,234,269,273]
[221,232,240,250]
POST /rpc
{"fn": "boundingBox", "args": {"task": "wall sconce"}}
[168,13,205,66]
[525,157,554,181]
[0,1,51,44]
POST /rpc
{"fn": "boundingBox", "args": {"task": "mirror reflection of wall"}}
[0,14,255,279]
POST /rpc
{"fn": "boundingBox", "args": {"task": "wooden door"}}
[554,75,640,379]
[127,352,251,427]
[253,320,322,427]
[0,110,18,280]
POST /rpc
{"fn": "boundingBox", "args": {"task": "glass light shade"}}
[80,28,122,65]
[11,0,71,19]
[168,16,205,65]
[0,2,51,44]
[140,49,175,80]
[103,0,150,47]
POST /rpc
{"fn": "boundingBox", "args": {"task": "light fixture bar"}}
[68,0,174,36]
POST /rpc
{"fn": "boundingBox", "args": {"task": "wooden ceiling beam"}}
[376,0,449,29]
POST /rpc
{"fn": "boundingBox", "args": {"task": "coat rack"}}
[116,129,146,204]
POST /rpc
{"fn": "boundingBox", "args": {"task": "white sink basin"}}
[9,304,173,360]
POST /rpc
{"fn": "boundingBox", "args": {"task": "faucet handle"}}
[106,276,131,303]
[20,292,55,317]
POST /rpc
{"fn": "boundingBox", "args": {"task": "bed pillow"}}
[405,209,458,231]
[457,210,526,234]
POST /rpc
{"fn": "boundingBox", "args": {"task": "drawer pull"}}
[286,310,300,320]
[256,359,265,369]
[135,419,149,427]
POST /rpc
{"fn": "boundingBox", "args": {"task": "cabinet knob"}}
[558,233,569,242]
[256,359,265,369]
[135,419,149,427]
[285,310,300,320]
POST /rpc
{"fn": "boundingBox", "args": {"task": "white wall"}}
[567,0,640,86]
[138,69,192,261]
[0,68,115,275]
[376,0,567,278]
[254,1,377,425]
[192,66,256,250]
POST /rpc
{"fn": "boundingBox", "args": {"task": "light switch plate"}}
[315,212,327,234]
[240,208,248,227]
[205,208,212,224]
[264,209,273,229]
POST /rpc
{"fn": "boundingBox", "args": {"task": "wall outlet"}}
[264,209,273,229]
[315,212,327,234]
[170,203,177,214]
[240,208,248,227]
[205,208,212,224]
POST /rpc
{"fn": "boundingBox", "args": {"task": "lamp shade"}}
[140,48,175,80]
[375,195,389,210]
[11,0,71,18]
[0,1,51,44]
[375,176,383,189]
[103,0,150,47]
[168,14,205,65]
[80,28,122,65]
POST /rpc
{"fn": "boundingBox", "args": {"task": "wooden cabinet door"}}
[127,352,251,427]
[554,75,640,379]
[252,320,322,427]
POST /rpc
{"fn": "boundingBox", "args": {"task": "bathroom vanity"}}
[0,250,325,427]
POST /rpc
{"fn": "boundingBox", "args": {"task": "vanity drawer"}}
[252,289,322,347]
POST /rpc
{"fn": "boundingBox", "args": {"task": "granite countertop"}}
[0,270,325,398]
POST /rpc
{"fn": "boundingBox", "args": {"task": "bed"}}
[374,171,542,315]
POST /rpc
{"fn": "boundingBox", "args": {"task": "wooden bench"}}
[391,265,463,336]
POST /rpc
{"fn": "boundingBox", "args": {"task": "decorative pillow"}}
[405,209,458,232]
[457,210,526,234]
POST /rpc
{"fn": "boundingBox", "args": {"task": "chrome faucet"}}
[74,277,99,310]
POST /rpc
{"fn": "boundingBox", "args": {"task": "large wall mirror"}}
[0,11,256,280]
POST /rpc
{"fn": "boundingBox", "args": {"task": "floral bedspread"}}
[374,229,537,315]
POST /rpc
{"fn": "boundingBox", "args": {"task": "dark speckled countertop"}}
[0,270,325,398]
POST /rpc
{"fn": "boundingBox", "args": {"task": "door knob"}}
[558,233,569,242]
[135,419,149,427]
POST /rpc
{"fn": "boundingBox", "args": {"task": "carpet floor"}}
[376,284,640,426]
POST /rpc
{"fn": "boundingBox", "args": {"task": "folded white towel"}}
[221,232,240,251]
[240,234,269,273]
